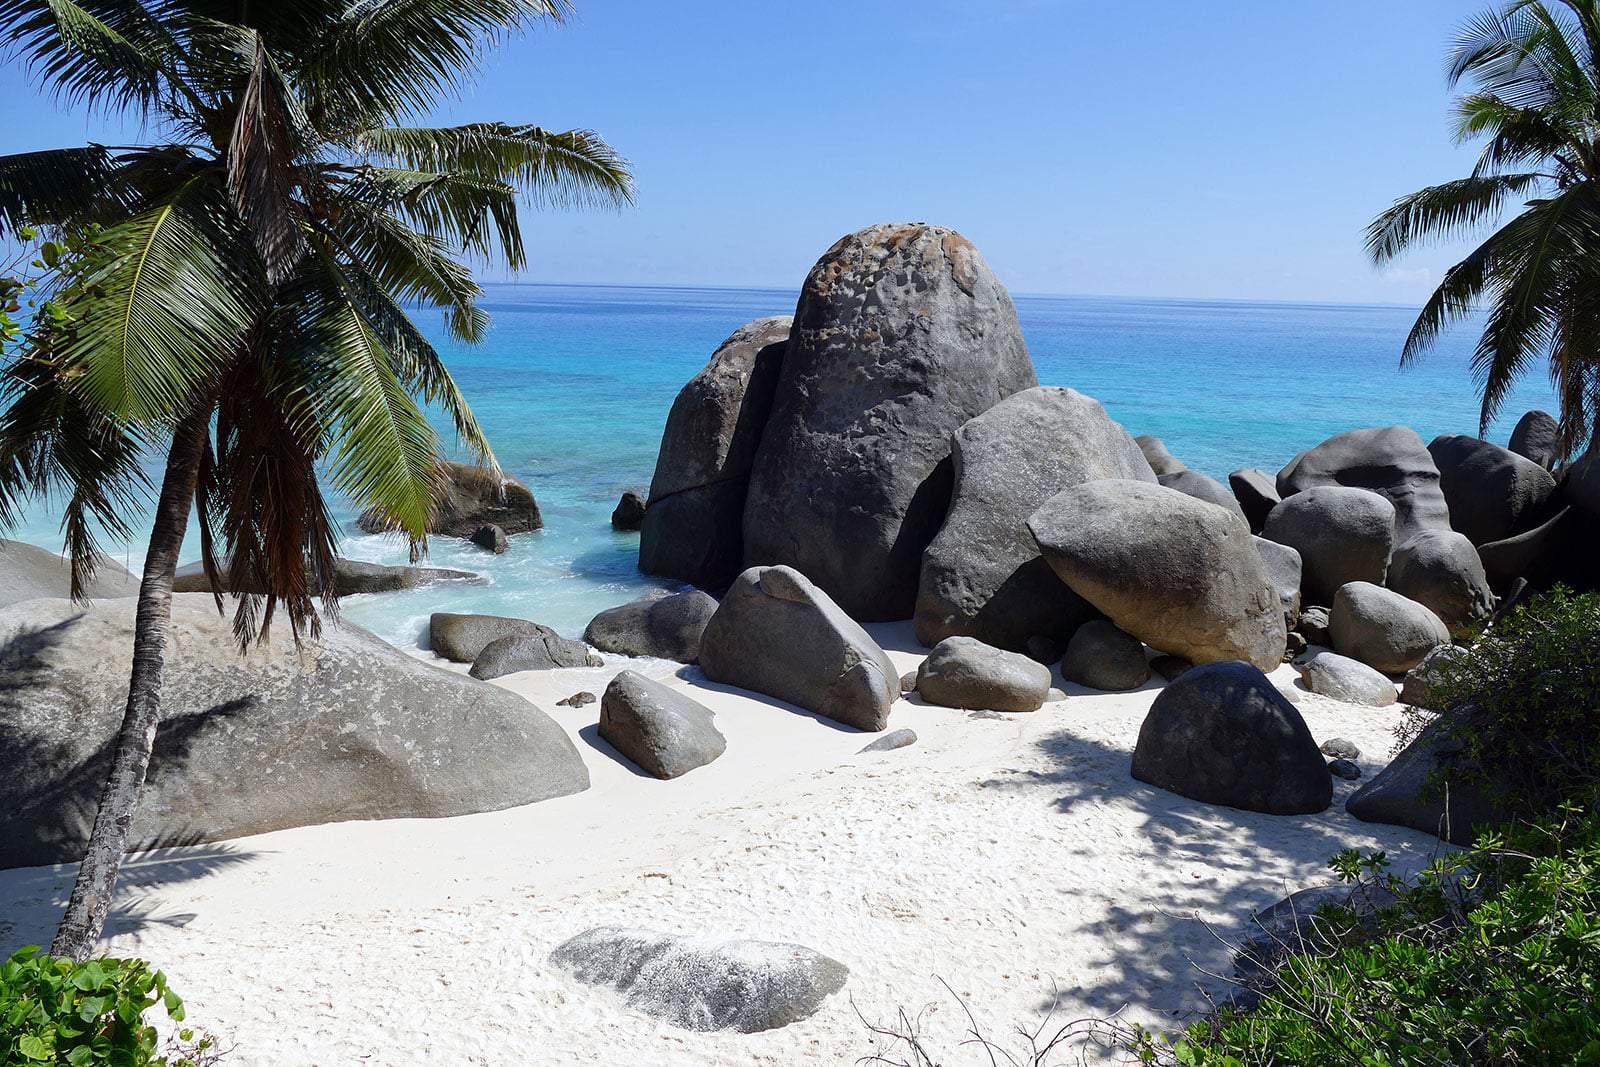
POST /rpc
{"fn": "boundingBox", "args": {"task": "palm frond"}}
[0,145,134,234]
[0,0,188,115]
[227,33,311,283]
[1367,172,1545,262]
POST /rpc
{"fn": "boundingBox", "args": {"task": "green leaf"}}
[17,1034,52,1061]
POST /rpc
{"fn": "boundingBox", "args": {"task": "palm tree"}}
[0,0,632,960]
[1368,0,1600,459]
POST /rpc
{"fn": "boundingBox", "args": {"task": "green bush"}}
[1133,798,1600,1066]
[0,948,211,1066]
[1403,586,1600,818]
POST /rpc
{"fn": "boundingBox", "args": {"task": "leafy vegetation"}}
[0,948,214,1066]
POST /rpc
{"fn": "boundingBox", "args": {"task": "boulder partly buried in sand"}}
[470,631,602,680]
[1295,651,1398,707]
[698,565,898,731]
[1345,710,1508,845]
[431,612,594,667]
[639,317,791,591]
[741,223,1038,621]
[1277,426,1448,541]
[1131,661,1333,815]
[583,590,719,663]
[913,386,1155,650]
[915,636,1052,712]
[1329,582,1449,674]
[550,927,848,1033]
[1261,486,1395,605]
[1029,479,1286,670]
[599,670,725,779]
[0,595,588,869]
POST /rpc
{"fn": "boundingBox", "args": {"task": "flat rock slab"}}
[550,927,848,1033]
[173,556,481,596]
[599,670,725,779]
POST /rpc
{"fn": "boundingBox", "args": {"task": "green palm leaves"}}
[0,0,633,640]
[1371,0,1600,457]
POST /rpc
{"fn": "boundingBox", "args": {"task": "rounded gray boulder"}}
[470,631,603,680]
[1136,434,1187,476]
[1028,479,1286,670]
[430,612,595,667]
[699,565,898,731]
[913,386,1155,651]
[1277,426,1449,541]
[1387,530,1494,641]
[599,670,725,779]
[1252,536,1303,631]
[741,223,1038,621]
[1508,409,1561,469]
[916,635,1053,711]
[1427,434,1556,546]
[1296,651,1398,707]
[1262,485,1395,605]
[1160,469,1250,526]
[1061,619,1150,691]
[1329,581,1449,674]
[1131,661,1333,815]
[583,589,719,663]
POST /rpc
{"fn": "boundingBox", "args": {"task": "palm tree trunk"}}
[51,408,209,962]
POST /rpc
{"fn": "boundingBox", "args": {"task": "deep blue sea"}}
[8,283,1558,648]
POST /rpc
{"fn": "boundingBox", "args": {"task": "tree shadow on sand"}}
[978,725,1454,1024]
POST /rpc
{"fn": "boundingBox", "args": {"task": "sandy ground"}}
[0,625,1452,1065]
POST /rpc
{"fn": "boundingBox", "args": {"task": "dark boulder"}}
[1130,661,1333,815]
[583,590,719,663]
[469,524,509,554]
[1261,486,1395,605]
[1508,409,1561,469]
[1297,605,1331,646]
[698,565,898,731]
[1387,530,1494,641]
[1277,426,1449,541]
[357,460,542,537]
[599,670,725,779]
[1427,434,1556,546]
[470,631,602,680]
[913,386,1154,650]
[638,316,791,591]
[1061,619,1151,691]
[741,224,1038,621]
[1478,505,1600,594]
[1229,468,1281,533]
[611,489,647,531]
[1346,710,1509,845]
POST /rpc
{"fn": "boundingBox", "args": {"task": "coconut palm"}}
[0,0,632,960]
[1368,0,1600,458]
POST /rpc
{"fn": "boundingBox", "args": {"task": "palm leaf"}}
[1367,173,1546,262]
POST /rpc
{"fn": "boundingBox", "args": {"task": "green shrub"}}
[1132,797,1600,1066]
[0,948,211,1066]
[1402,586,1600,819]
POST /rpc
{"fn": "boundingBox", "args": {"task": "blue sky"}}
[0,1,1493,303]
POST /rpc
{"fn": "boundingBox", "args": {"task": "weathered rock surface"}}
[1131,661,1333,815]
[0,595,587,868]
[469,524,508,554]
[639,316,791,591]
[1159,469,1249,526]
[611,490,647,531]
[1478,505,1600,594]
[1,539,136,607]
[599,670,725,779]
[1296,651,1398,707]
[859,728,918,754]
[470,631,602,680]
[741,224,1038,620]
[1029,480,1286,670]
[1229,468,1281,533]
[915,636,1052,712]
[1296,605,1331,646]
[1136,435,1186,476]
[1401,643,1467,711]
[1427,434,1556,546]
[1387,530,1494,641]
[1329,582,1449,674]
[557,691,597,708]
[550,927,848,1033]
[429,612,593,666]
[1061,619,1150,691]
[913,386,1154,650]
[172,556,480,596]
[583,590,719,663]
[1508,409,1561,469]
[1320,737,1360,760]
[357,460,542,537]
[1252,536,1303,631]
[1346,710,1509,845]
[1277,426,1449,541]
[1261,486,1395,605]
[698,565,898,731]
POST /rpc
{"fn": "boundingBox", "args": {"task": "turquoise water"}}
[8,284,1557,648]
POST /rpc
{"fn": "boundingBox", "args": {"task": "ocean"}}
[7,283,1558,649]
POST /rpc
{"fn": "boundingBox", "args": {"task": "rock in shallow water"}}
[611,489,647,531]
[916,636,1052,712]
[358,460,542,537]
[550,927,848,1033]
[599,670,725,779]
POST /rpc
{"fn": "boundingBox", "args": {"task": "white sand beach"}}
[0,625,1450,1066]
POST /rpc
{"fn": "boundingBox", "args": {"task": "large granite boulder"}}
[430,612,594,666]
[1028,480,1286,670]
[0,595,588,868]
[550,927,848,1033]
[1346,710,1508,845]
[1252,536,1303,631]
[698,565,898,731]
[1329,582,1449,674]
[1478,505,1600,594]
[1508,409,1561,469]
[741,224,1038,621]
[470,631,602,680]
[1159,469,1249,526]
[1229,468,1281,533]
[1261,486,1395,605]
[1295,651,1398,707]
[913,387,1154,650]
[172,556,479,596]
[1061,619,1151,692]
[639,317,790,591]
[1427,434,1556,546]
[914,636,1052,712]
[1130,661,1332,815]
[583,590,718,663]
[599,670,725,779]
[1136,435,1186,476]
[357,460,541,537]
[1,539,136,607]
[1387,530,1494,641]
[1277,426,1449,541]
